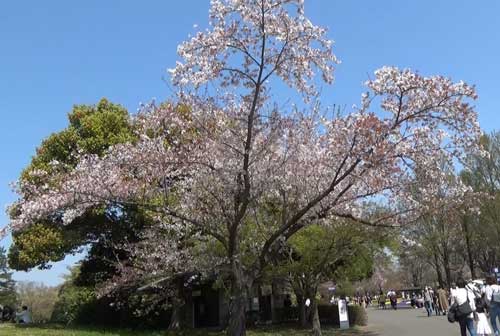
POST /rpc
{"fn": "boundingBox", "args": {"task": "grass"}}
[0,324,374,336]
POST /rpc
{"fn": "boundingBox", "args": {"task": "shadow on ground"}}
[336,328,380,336]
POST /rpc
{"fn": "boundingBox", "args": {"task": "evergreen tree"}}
[0,247,17,307]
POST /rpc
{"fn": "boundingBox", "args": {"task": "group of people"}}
[447,276,500,336]
[416,276,500,336]
[353,293,373,308]
[419,286,450,316]
[377,289,398,310]
[375,276,500,336]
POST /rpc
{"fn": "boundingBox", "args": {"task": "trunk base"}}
[227,298,246,336]
[311,299,322,336]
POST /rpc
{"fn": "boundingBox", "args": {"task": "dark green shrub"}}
[51,286,172,328]
[317,304,367,326]
[347,305,367,326]
[51,285,95,324]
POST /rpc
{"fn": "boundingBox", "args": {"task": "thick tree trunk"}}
[297,294,307,328]
[442,245,452,287]
[168,277,186,330]
[461,216,476,279]
[227,259,248,336]
[311,297,322,336]
[227,291,247,336]
[292,279,308,328]
[270,281,277,324]
[168,305,181,330]
[433,252,444,288]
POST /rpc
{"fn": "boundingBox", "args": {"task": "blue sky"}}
[1,1,499,286]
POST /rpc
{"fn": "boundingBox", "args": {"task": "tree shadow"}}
[337,330,380,336]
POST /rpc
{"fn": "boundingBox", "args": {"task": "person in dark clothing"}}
[432,289,440,316]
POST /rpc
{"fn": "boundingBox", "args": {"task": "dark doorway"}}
[259,295,272,322]
[193,285,220,328]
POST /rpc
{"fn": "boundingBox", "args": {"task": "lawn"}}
[0,324,371,336]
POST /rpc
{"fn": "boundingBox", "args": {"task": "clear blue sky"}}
[1,1,499,286]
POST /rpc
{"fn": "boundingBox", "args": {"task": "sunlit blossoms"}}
[6,1,483,335]
[170,0,338,98]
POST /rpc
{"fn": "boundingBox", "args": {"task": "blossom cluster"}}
[170,0,338,99]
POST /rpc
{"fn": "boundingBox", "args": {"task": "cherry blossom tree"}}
[7,1,483,335]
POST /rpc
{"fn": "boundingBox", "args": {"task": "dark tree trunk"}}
[270,281,277,324]
[168,305,181,330]
[168,277,186,330]
[227,291,247,336]
[442,245,452,287]
[227,259,249,336]
[297,294,307,327]
[461,216,476,279]
[433,252,444,288]
[311,296,322,336]
[292,279,308,328]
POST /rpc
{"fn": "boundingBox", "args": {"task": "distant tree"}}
[16,281,59,323]
[0,247,17,307]
[398,239,434,288]
[461,132,500,274]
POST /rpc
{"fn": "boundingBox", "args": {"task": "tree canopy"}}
[9,98,136,271]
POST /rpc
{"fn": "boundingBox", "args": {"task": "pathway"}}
[362,307,458,336]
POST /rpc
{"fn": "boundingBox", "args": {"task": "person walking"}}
[424,287,433,317]
[411,292,417,309]
[451,278,476,336]
[485,275,500,336]
[438,286,450,315]
[388,290,397,310]
[432,288,440,316]
[475,294,493,336]
[379,292,386,309]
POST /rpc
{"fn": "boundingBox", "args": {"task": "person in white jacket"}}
[15,306,32,324]
[451,278,476,336]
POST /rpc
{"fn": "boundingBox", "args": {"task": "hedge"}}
[271,304,367,327]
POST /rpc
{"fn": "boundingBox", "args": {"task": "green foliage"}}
[69,99,135,155]
[22,98,134,180]
[0,247,17,307]
[8,224,74,271]
[22,129,79,179]
[334,281,356,299]
[50,265,173,328]
[459,131,500,275]
[286,222,380,284]
[16,282,59,323]
[51,267,96,325]
[10,98,136,271]
[51,285,95,325]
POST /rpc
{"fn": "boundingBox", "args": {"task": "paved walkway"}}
[362,307,459,336]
